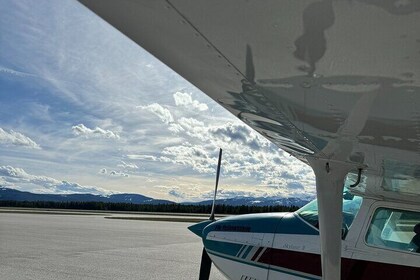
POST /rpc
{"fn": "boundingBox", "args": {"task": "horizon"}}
[0,0,316,202]
[0,185,312,205]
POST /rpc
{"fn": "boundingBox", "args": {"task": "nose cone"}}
[188,220,214,238]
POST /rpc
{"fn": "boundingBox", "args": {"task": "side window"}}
[366,208,420,253]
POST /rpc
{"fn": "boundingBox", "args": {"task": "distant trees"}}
[0,200,298,214]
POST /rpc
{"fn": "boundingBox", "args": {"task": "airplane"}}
[77,1,420,279]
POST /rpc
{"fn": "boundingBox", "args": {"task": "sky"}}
[0,0,316,202]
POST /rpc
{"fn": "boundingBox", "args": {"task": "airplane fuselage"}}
[191,196,420,280]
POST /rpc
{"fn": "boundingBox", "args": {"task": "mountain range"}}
[0,187,310,207]
[185,197,310,207]
[0,187,174,205]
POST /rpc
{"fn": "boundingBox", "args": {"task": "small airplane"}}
[78,1,420,279]
[189,149,420,279]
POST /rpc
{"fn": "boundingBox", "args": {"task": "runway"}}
[0,212,226,279]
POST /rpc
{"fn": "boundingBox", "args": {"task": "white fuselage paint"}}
[205,199,420,280]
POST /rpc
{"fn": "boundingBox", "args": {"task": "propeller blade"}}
[199,247,212,280]
[209,148,222,221]
[245,44,255,83]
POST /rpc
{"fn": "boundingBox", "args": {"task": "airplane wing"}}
[77,1,420,279]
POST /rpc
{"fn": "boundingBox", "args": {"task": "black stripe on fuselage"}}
[257,248,420,279]
[251,247,264,261]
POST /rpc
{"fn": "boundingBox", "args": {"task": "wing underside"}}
[77,0,420,201]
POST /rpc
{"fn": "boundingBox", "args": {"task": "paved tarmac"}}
[0,213,226,280]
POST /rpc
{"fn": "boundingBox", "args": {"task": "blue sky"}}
[0,0,315,202]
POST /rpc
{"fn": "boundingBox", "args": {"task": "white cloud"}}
[126,154,158,161]
[137,103,174,124]
[109,170,129,177]
[98,168,129,177]
[173,91,208,111]
[117,161,139,169]
[0,66,35,78]
[72,124,120,139]
[99,168,107,174]
[0,166,110,195]
[132,107,316,199]
[0,128,40,149]
[168,189,186,199]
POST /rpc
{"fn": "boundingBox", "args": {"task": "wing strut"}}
[309,159,352,280]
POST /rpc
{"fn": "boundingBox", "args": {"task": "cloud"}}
[72,124,120,139]
[129,101,315,198]
[208,122,267,150]
[168,189,186,198]
[137,103,174,124]
[109,170,129,177]
[0,166,110,195]
[0,66,36,78]
[287,181,304,190]
[131,107,316,199]
[117,161,138,169]
[161,145,214,173]
[199,187,313,201]
[0,128,40,149]
[173,91,208,111]
[126,154,158,161]
[98,168,129,177]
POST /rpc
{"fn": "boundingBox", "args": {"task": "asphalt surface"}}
[0,213,227,280]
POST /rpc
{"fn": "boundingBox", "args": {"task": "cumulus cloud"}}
[161,144,214,174]
[287,181,304,190]
[126,154,158,161]
[98,168,129,177]
[168,189,186,198]
[0,128,40,149]
[109,170,129,177]
[0,166,110,195]
[137,103,174,124]
[117,161,139,169]
[208,123,268,150]
[173,91,208,111]
[130,107,315,199]
[72,124,120,139]
[129,100,315,200]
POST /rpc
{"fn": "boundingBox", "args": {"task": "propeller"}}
[209,148,222,221]
[198,148,223,280]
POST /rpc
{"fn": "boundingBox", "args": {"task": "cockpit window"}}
[366,208,420,253]
[295,188,363,238]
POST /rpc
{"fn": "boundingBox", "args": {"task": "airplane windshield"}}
[296,188,363,237]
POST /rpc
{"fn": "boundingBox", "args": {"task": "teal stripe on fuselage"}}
[204,239,243,257]
[242,245,253,259]
[236,245,246,257]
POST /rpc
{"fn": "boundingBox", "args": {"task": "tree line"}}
[0,200,299,214]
